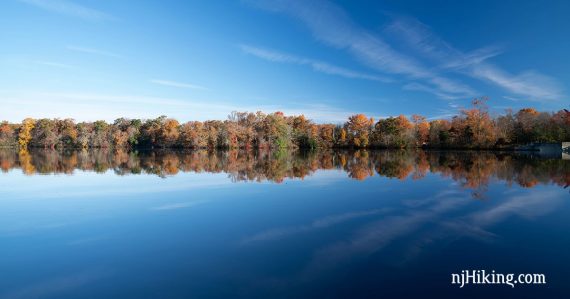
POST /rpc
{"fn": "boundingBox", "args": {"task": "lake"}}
[0,149,569,298]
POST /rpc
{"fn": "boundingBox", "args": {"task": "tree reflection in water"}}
[1,149,569,197]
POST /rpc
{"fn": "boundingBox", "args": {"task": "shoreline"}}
[0,145,550,152]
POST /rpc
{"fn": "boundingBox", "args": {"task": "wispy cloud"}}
[248,0,563,102]
[426,102,463,120]
[151,200,209,211]
[150,79,209,90]
[404,83,461,100]
[34,61,74,69]
[384,15,563,101]
[470,65,562,101]
[503,95,521,102]
[246,0,475,100]
[67,235,109,246]
[442,46,504,70]
[383,15,504,70]
[18,0,113,21]
[66,46,122,58]
[240,44,392,83]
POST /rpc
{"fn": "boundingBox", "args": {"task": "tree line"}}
[1,98,568,149]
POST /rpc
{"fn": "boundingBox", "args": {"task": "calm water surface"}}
[0,149,569,299]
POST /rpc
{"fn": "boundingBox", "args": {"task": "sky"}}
[0,0,569,123]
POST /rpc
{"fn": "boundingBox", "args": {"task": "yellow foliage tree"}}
[18,118,35,148]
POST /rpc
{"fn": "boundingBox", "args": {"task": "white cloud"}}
[404,82,468,100]
[443,46,504,70]
[240,44,392,83]
[66,46,122,58]
[248,1,563,102]
[150,79,208,90]
[151,200,209,211]
[384,15,563,101]
[246,0,475,100]
[383,15,503,70]
[471,65,562,101]
[34,61,74,69]
[503,96,521,102]
[18,0,113,21]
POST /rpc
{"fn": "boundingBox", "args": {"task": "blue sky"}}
[0,0,568,123]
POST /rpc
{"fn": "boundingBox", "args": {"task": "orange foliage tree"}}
[346,114,374,148]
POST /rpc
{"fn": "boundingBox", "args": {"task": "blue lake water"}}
[0,149,569,298]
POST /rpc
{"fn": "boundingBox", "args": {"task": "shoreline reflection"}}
[1,149,569,195]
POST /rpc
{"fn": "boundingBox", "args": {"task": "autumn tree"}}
[18,118,35,148]
[319,124,336,148]
[428,119,451,147]
[179,121,208,148]
[58,119,78,147]
[0,121,16,146]
[112,118,128,148]
[140,116,167,147]
[337,127,348,147]
[31,119,58,148]
[495,110,516,145]
[346,114,374,148]
[514,108,540,143]
[411,114,430,146]
[551,109,570,142]
[76,122,93,148]
[261,112,291,149]
[159,118,180,147]
[91,120,111,148]
[372,115,414,148]
[204,120,224,148]
[288,114,313,148]
[460,97,496,147]
[221,120,240,149]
